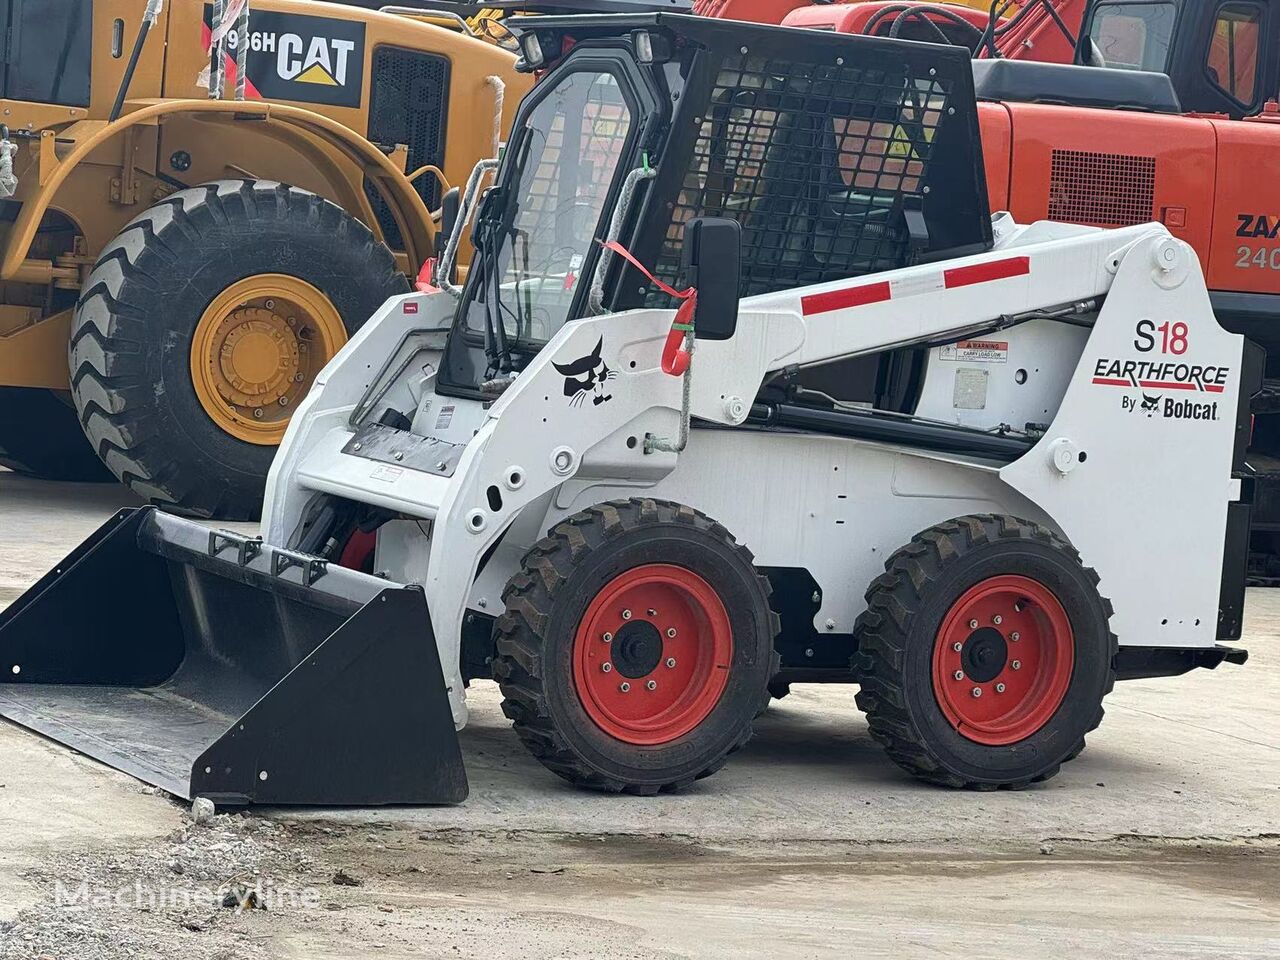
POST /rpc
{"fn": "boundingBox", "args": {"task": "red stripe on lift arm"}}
[801,281,891,317]
[943,256,1031,289]
[800,257,1031,317]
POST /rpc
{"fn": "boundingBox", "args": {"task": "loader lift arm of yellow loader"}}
[0,98,437,286]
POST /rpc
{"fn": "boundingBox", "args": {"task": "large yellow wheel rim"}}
[190,275,347,445]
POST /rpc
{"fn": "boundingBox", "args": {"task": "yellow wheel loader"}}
[0,0,526,518]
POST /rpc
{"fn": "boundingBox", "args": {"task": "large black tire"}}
[494,499,780,794]
[0,387,114,481]
[854,515,1116,789]
[69,180,409,520]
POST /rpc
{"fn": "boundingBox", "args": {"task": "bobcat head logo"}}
[553,337,616,408]
[1141,393,1160,416]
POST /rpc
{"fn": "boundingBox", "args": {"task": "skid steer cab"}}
[0,13,1254,805]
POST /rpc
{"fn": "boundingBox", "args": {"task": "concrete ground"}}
[0,470,1277,959]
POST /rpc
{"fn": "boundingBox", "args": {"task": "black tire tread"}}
[68,179,406,519]
[853,514,1117,789]
[493,497,780,794]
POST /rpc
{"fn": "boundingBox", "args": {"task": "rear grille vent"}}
[1048,149,1155,227]
[365,47,451,251]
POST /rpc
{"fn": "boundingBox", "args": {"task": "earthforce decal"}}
[1097,320,1226,421]
[553,337,616,407]
[203,6,366,108]
[1092,318,1228,394]
[1091,358,1228,393]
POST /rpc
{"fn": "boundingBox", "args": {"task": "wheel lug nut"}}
[647,608,657,617]
[953,670,964,681]
[952,641,963,652]
[992,615,1002,625]
[666,628,676,638]
[665,658,676,669]
[602,632,613,643]
[971,686,982,698]
[622,609,632,620]
[1010,632,1020,642]
[601,662,612,673]
[619,682,631,693]
[995,682,1006,693]
[1011,660,1022,670]
[968,619,978,629]
[646,680,657,691]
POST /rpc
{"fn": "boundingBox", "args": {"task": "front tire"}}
[494,499,780,794]
[854,515,1116,789]
[69,180,409,519]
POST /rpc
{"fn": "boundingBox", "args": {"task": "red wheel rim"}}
[572,564,733,745]
[931,575,1074,746]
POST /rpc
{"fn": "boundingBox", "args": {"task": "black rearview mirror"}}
[438,186,461,283]
[681,217,741,341]
[440,186,461,243]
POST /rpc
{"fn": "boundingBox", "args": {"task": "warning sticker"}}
[435,405,456,430]
[939,340,1009,364]
[371,464,404,483]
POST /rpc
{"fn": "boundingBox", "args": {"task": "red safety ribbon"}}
[599,240,696,377]
[415,257,440,294]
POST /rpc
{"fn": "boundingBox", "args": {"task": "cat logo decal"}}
[553,337,616,408]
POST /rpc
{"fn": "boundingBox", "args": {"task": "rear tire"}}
[69,180,408,520]
[494,499,779,794]
[0,387,113,481]
[854,515,1116,789]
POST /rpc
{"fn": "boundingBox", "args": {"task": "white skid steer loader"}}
[0,12,1254,804]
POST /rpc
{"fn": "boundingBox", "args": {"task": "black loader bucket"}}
[0,507,466,806]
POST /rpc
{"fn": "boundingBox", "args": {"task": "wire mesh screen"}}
[1049,148,1156,227]
[365,48,451,249]
[648,50,952,300]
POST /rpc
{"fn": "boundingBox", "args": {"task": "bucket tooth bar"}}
[0,507,467,806]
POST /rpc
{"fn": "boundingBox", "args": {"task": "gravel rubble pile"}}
[0,807,322,960]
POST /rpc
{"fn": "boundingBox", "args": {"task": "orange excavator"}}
[687,0,1280,575]
[696,0,1087,63]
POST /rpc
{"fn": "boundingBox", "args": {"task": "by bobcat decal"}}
[553,337,616,407]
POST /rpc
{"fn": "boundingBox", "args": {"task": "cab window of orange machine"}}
[1206,1,1263,107]
[1088,1,1178,71]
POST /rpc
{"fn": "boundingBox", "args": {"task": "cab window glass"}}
[0,0,93,107]
[1088,2,1178,71]
[1207,2,1263,105]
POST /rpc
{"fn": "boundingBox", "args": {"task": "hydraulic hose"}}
[887,6,986,47]
[109,0,165,122]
